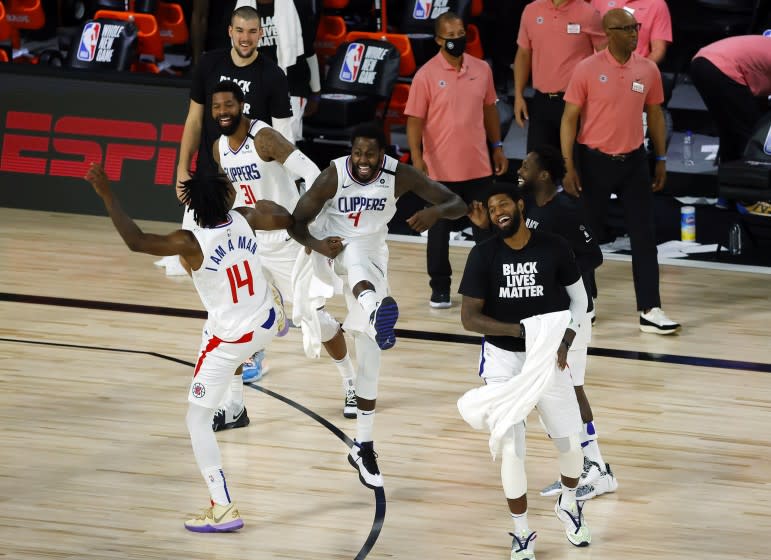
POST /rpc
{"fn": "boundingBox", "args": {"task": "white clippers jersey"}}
[219,119,301,214]
[317,154,399,243]
[191,210,272,340]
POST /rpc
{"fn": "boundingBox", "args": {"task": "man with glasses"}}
[591,0,672,65]
[405,11,508,310]
[513,0,605,153]
[560,8,681,335]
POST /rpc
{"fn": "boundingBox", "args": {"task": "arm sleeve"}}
[564,278,588,330]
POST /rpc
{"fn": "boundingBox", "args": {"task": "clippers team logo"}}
[599,74,608,83]
[413,0,433,19]
[192,382,206,399]
[77,22,101,62]
[340,43,365,83]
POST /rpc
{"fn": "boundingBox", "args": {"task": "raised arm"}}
[397,163,468,233]
[253,127,322,186]
[85,163,202,266]
[288,164,343,258]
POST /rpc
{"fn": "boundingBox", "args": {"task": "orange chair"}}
[0,1,10,44]
[466,23,483,59]
[314,15,347,70]
[94,9,163,72]
[322,0,349,8]
[157,2,188,46]
[345,31,416,78]
[5,0,44,29]
[470,0,484,17]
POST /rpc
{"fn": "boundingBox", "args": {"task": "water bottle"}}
[728,223,742,255]
[680,206,696,242]
[683,131,694,166]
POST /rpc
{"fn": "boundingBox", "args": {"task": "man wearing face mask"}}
[405,11,509,310]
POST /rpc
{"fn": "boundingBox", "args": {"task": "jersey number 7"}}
[226,260,255,303]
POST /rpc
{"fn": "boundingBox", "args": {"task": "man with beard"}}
[289,122,467,490]
[208,80,357,427]
[469,146,617,504]
[157,3,294,277]
[561,8,680,335]
[459,184,590,559]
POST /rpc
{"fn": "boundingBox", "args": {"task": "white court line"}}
[386,233,771,275]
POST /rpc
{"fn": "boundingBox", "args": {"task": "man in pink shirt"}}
[405,11,508,309]
[691,35,771,163]
[561,8,680,335]
[591,0,672,64]
[514,0,605,152]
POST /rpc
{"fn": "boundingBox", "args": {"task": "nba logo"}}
[77,22,101,62]
[339,43,365,83]
[413,0,433,20]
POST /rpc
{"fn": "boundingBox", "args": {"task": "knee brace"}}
[554,433,583,479]
[353,333,380,400]
[501,423,528,499]
[317,307,341,343]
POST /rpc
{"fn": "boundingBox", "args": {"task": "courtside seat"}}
[94,9,163,72]
[315,15,347,70]
[3,0,45,49]
[466,23,483,59]
[157,2,188,46]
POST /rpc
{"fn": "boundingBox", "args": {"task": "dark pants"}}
[690,56,762,163]
[577,145,660,311]
[427,176,493,293]
[526,91,566,153]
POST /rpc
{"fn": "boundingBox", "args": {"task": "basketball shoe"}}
[270,283,289,337]
[184,502,243,532]
[576,463,618,500]
[509,530,537,560]
[348,440,383,488]
[241,350,268,383]
[343,386,357,419]
[212,404,250,432]
[639,307,681,334]
[554,496,591,547]
[540,456,603,496]
[369,296,399,350]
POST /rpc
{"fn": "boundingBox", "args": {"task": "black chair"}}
[718,111,771,202]
[303,38,401,144]
[400,0,471,67]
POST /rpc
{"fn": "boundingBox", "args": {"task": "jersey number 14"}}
[226,260,255,303]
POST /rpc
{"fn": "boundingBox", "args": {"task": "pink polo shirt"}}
[565,48,664,154]
[517,0,605,93]
[591,0,672,58]
[404,52,497,182]
[694,36,771,97]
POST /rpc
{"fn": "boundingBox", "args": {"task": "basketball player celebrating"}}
[290,123,467,488]
[210,80,357,426]
[459,185,591,559]
[469,146,618,501]
[85,163,292,532]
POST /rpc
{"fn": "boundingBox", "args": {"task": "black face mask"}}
[440,35,466,58]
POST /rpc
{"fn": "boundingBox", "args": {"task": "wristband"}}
[519,323,526,339]
[561,338,572,350]
[655,155,667,161]
[490,141,503,149]
[310,93,321,101]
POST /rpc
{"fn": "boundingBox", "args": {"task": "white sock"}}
[511,511,530,535]
[356,408,375,442]
[357,289,378,317]
[561,482,578,511]
[581,422,605,470]
[230,375,244,408]
[202,466,231,506]
[334,354,356,390]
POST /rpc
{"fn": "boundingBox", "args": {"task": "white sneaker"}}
[347,440,383,488]
[540,457,601,496]
[577,463,618,501]
[639,307,681,334]
[554,496,591,547]
[509,530,536,560]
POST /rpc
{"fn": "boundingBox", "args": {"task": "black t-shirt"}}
[257,0,318,98]
[190,49,292,175]
[525,192,602,311]
[458,230,581,352]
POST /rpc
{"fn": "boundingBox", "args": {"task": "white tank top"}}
[191,210,272,340]
[219,119,300,243]
[316,154,399,243]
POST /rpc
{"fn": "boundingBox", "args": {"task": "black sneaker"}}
[343,386,357,419]
[429,291,451,309]
[212,406,250,432]
[348,440,383,488]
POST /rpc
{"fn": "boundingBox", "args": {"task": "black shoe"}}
[429,291,451,309]
[347,440,383,488]
[212,406,250,432]
[369,296,399,350]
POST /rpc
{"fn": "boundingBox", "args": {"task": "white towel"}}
[290,249,331,358]
[274,0,305,71]
[456,310,571,459]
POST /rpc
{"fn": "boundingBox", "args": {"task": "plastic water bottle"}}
[683,131,694,166]
[728,223,742,255]
[680,206,696,242]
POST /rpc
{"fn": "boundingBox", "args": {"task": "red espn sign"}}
[0,111,184,185]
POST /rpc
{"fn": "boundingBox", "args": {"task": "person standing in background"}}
[591,0,672,65]
[405,11,508,310]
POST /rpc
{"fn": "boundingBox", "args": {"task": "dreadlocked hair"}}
[178,174,232,228]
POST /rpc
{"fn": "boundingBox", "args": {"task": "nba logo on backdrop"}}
[413,0,433,19]
[340,43,365,83]
[77,22,101,61]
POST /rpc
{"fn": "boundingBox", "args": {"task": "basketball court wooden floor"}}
[1,208,769,560]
